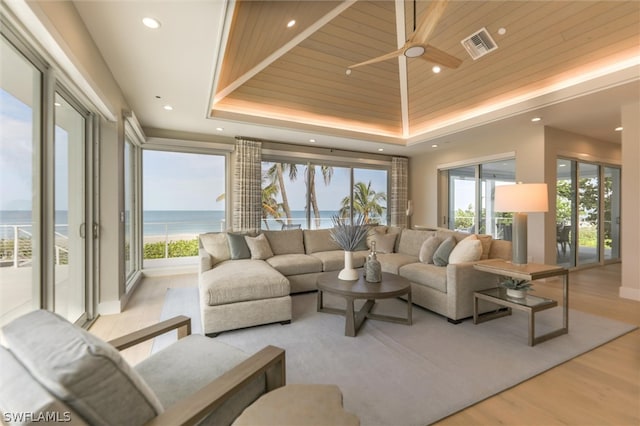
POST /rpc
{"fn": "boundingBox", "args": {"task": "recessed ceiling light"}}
[54,102,61,107]
[142,17,161,29]
[345,69,352,76]
[432,66,441,74]
[531,117,541,122]
[498,27,507,35]
[309,138,316,143]
[163,105,173,111]
[378,148,384,152]
[615,126,623,132]
[287,20,296,28]
[216,127,224,131]
[431,144,438,148]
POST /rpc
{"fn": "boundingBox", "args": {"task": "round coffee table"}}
[316,271,412,337]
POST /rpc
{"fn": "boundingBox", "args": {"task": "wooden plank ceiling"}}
[211,0,640,143]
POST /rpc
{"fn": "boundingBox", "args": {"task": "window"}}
[444,159,515,238]
[142,150,226,268]
[261,160,389,229]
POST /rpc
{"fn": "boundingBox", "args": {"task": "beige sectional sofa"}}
[198,227,511,335]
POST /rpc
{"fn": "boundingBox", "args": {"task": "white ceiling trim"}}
[395,0,409,138]
[407,57,640,146]
[205,0,233,119]
[211,0,356,106]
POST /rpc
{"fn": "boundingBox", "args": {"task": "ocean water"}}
[0,210,346,240]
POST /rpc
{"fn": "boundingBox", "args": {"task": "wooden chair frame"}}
[107,315,286,426]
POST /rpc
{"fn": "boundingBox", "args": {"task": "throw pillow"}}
[476,234,493,259]
[448,235,483,264]
[432,236,457,266]
[199,232,230,266]
[227,233,251,260]
[244,234,274,260]
[418,236,441,264]
[371,232,397,254]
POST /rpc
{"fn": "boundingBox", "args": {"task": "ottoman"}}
[199,259,292,336]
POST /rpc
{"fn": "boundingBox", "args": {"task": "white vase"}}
[506,288,527,298]
[338,251,359,280]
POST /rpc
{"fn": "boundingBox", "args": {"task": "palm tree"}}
[265,162,297,224]
[261,182,283,230]
[308,165,333,228]
[339,181,386,223]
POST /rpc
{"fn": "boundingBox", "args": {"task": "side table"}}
[473,259,569,346]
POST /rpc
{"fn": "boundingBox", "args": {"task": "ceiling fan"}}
[348,0,462,70]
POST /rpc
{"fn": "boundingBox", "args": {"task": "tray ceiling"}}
[210,0,640,144]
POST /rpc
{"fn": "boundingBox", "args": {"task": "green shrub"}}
[143,239,198,259]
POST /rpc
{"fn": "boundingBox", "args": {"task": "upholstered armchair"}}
[0,311,285,425]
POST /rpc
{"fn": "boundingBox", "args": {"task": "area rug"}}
[155,287,636,426]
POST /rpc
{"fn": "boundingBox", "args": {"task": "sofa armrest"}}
[107,315,192,351]
[445,261,501,320]
[199,246,213,274]
[145,345,286,426]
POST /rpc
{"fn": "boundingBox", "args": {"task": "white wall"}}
[620,102,640,301]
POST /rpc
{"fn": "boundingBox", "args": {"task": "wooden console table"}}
[473,260,569,346]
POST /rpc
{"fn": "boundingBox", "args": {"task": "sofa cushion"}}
[369,232,397,253]
[303,229,341,254]
[245,234,274,260]
[263,229,305,255]
[2,310,163,425]
[397,229,436,257]
[200,232,231,266]
[0,346,87,425]
[433,236,457,266]
[377,253,418,274]
[418,235,441,264]
[310,250,366,271]
[227,233,251,260]
[399,263,447,293]
[200,259,289,306]
[449,235,483,264]
[266,254,323,276]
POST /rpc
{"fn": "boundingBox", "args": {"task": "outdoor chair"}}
[0,310,285,425]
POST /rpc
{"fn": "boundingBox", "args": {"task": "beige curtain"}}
[390,157,409,228]
[232,138,262,232]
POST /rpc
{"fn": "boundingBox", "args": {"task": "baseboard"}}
[619,286,640,301]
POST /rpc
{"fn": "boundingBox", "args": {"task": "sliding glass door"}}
[1,24,95,326]
[556,159,620,267]
[53,92,87,323]
[0,33,42,325]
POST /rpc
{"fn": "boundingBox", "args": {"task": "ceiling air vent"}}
[461,27,497,60]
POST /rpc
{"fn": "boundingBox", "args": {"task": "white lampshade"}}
[494,183,548,213]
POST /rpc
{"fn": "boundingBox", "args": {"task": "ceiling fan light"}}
[405,46,425,58]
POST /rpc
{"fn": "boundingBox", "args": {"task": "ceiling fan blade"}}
[422,45,462,69]
[410,0,450,45]
[348,47,405,69]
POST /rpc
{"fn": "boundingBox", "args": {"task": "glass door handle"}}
[79,223,86,239]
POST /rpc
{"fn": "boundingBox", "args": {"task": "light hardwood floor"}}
[90,263,640,425]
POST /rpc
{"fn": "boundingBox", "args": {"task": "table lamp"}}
[494,183,548,265]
